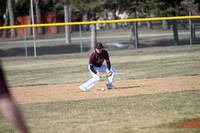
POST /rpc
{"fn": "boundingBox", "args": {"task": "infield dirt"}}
[10,76,200,104]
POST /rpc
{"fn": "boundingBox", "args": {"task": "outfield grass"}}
[0,90,199,133]
[1,45,200,87]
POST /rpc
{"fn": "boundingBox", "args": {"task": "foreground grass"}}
[0,90,199,133]
[2,45,200,87]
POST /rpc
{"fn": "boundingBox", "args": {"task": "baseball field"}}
[0,43,200,133]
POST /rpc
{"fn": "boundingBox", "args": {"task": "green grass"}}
[0,90,199,133]
[2,46,200,87]
[115,50,200,80]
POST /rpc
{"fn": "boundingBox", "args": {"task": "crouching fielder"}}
[79,42,117,91]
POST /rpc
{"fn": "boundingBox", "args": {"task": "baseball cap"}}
[96,42,104,49]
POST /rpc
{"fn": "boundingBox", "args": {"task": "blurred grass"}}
[0,89,199,133]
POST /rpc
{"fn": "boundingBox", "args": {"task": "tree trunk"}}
[28,7,32,35]
[180,19,187,29]
[53,0,59,34]
[162,20,170,30]
[90,5,97,51]
[3,6,9,38]
[111,9,117,29]
[172,20,180,45]
[35,0,44,35]
[146,14,153,29]
[64,4,71,44]
[68,8,72,33]
[53,8,59,34]
[7,0,16,38]
[103,9,109,29]
[130,22,138,48]
[82,12,90,31]
[90,24,97,51]
[146,21,153,29]
[130,23,134,46]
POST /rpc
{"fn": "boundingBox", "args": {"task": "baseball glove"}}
[106,71,113,77]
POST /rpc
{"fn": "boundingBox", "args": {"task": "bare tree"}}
[64,2,71,44]
[3,6,9,38]
[90,24,96,51]
[130,22,138,48]
[7,0,16,37]
[53,0,59,34]
[35,0,44,35]
[162,20,170,30]
[172,19,179,45]
[28,7,32,35]
[90,1,97,51]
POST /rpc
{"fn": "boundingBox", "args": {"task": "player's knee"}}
[94,76,101,82]
[111,67,115,73]
[96,77,101,81]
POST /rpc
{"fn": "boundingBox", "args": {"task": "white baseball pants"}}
[82,65,115,90]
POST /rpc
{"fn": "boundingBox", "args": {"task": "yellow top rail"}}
[0,15,200,29]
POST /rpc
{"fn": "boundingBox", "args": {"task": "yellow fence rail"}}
[0,15,200,30]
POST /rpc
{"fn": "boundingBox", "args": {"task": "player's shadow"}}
[117,86,143,89]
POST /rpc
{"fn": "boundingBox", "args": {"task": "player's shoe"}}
[106,84,117,89]
[79,85,87,91]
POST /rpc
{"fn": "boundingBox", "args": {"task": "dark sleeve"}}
[104,50,110,62]
[90,65,97,74]
[89,53,95,66]
[106,61,111,71]
[0,66,10,96]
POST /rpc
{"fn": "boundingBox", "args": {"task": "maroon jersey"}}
[89,50,110,67]
[0,66,9,96]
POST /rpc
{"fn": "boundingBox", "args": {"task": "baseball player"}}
[0,63,30,133]
[79,42,117,91]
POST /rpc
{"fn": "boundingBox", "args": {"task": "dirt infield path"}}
[10,76,200,104]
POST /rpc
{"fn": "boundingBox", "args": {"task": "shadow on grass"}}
[138,37,200,48]
[0,37,199,57]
